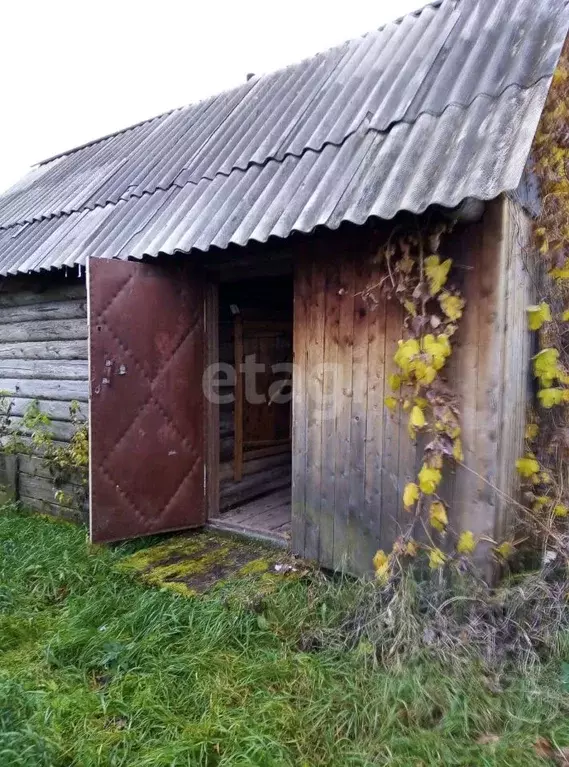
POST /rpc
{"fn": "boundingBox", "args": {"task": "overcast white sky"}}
[0,0,426,193]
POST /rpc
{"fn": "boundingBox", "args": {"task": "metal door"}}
[88,257,206,543]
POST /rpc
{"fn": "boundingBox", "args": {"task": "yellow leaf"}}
[405,540,418,557]
[429,501,448,532]
[538,387,564,408]
[418,465,442,494]
[551,265,569,280]
[384,396,398,412]
[414,397,428,409]
[373,549,388,570]
[388,373,401,391]
[375,561,390,583]
[533,348,560,386]
[495,541,515,560]
[410,405,425,429]
[428,548,446,569]
[403,482,420,509]
[457,530,476,555]
[525,423,539,440]
[554,504,568,517]
[402,399,412,411]
[422,333,451,370]
[425,255,452,295]
[414,361,438,385]
[452,437,464,462]
[562,309,569,321]
[540,471,553,485]
[403,299,417,317]
[515,456,540,478]
[439,292,465,321]
[526,302,551,331]
[394,339,420,373]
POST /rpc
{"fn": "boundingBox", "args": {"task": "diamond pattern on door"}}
[88,257,205,543]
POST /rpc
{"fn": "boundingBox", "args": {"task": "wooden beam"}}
[233,314,244,482]
[205,281,220,520]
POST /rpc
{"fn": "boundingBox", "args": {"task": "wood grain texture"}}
[290,202,530,575]
[0,273,89,514]
[205,281,220,519]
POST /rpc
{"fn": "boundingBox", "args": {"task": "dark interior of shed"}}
[213,274,293,541]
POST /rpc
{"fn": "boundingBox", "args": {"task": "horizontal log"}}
[0,318,87,343]
[220,465,291,510]
[0,379,88,402]
[0,281,86,307]
[9,397,87,422]
[0,299,86,325]
[0,339,88,360]
[19,471,84,506]
[9,416,78,442]
[19,493,86,524]
[0,359,88,380]
[219,451,289,482]
[19,454,84,485]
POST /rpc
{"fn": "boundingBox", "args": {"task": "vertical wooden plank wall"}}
[448,197,534,554]
[0,273,88,519]
[292,196,533,574]
[292,245,415,572]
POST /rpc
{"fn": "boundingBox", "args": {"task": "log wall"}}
[291,196,534,574]
[0,272,88,520]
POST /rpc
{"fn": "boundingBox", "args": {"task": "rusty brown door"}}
[88,257,206,543]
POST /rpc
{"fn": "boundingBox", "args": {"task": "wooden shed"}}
[0,0,567,574]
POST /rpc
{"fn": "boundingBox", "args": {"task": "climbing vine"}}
[0,396,88,511]
[515,43,569,560]
[365,221,474,580]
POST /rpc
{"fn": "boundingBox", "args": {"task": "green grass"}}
[1,504,569,766]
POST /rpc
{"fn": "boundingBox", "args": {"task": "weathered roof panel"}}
[0,0,567,275]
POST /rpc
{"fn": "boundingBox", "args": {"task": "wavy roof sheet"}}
[0,0,567,275]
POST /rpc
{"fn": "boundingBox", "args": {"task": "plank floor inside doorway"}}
[217,487,291,541]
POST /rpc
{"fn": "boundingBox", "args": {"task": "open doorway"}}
[210,274,293,543]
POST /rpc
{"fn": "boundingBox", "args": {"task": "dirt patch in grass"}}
[116,531,302,596]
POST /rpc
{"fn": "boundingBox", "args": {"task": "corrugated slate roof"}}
[0,0,567,275]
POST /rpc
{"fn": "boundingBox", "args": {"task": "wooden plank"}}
[9,416,78,442]
[304,258,326,561]
[0,298,86,325]
[0,340,88,360]
[205,281,220,520]
[219,451,290,481]
[0,281,86,308]
[332,255,355,570]
[0,318,88,343]
[220,467,291,509]
[0,359,88,380]
[223,487,292,522]
[349,254,374,573]
[233,314,244,481]
[19,453,83,485]
[319,258,341,570]
[380,297,403,550]
[0,379,88,402]
[10,397,87,422]
[19,494,86,523]
[291,257,308,556]
[18,471,82,506]
[451,212,486,543]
